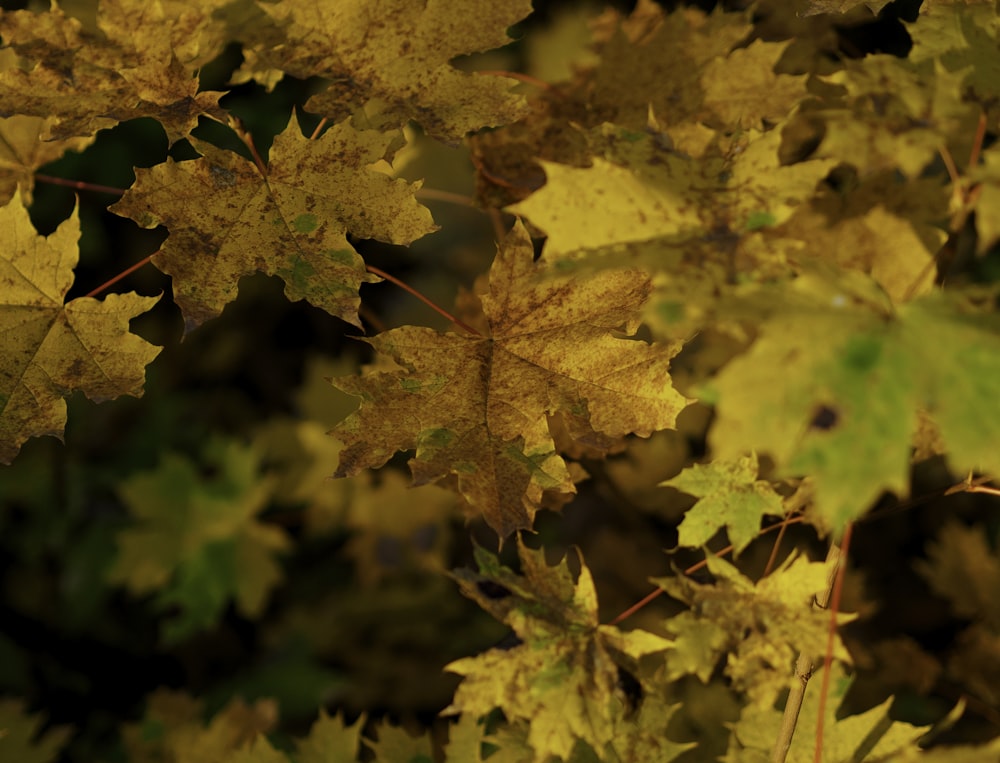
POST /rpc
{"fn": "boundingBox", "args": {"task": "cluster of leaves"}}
[2,0,1000,761]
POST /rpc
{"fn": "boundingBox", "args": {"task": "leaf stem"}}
[84,253,157,298]
[35,173,126,195]
[364,264,483,336]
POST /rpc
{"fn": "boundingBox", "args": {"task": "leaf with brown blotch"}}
[0,196,160,465]
[332,221,690,537]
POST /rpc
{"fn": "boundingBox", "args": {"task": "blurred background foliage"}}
[1,0,999,761]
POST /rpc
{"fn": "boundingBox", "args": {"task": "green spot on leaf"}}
[293,213,319,233]
[744,210,777,230]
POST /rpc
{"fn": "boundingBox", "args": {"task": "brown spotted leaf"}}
[242,0,534,143]
[111,114,435,332]
[332,221,689,537]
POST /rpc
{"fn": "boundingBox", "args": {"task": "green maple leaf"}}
[724,663,928,763]
[655,554,850,706]
[663,453,785,555]
[703,269,1000,532]
[112,114,434,332]
[0,700,71,763]
[0,195,160,465]
[242,0,533,143]
[332,221,688,537]
[107,438,290,642]
[446,539,674,763]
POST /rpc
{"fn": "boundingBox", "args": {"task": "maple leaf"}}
[794,0,893,15]
[907,2,1000,103]
[787,56,981,179]
[702,270,1000,531]
[508,124,835,260]
[295,711,365,763]
[112,114,434,332]
[663,453,785,555]
[0,1,227,141]
[917,521,1000,630]
[122,692,278,762]
[332,221,689,537]
[0,115,94,205]
[446,539,674,762]
[655,554,851,706]
[106,438,290,642]
[725,663,929,763]
[0,195,160,465]
[240,0,533,144]
[0,699,71,763]
[587,4,753,131]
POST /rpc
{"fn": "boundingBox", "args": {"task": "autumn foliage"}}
[2,0,1000,761]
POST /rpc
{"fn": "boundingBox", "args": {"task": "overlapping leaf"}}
[0,196,160,464]
[332,221,689,536]
[0,0,228,141]
[446,539,675,762]
[112,114,434,332]
[242,0,533,143]
[724,663,929,762]
[703,270,1000,532]
[107,439,289,643]
[655,553,849,706]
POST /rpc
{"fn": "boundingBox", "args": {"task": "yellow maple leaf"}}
[0,196,160,464]
[241,0,533,143]
[332,221,689,537]
[112,114,434,332]
[0,115,94,205]
[0,1,227,141]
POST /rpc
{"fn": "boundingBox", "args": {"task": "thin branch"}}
[364,264,482,337]
[813,522,854,763]
[415,187,477,207]
[84,253,157,298]
[763,513,794,577]
[35,173,126,196]
[607,516,805,626]
[476,69,557,94]
[309,117,329,141]
[772,540,842,763]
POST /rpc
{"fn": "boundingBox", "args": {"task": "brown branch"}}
[607,516,806,626]
[364,264,482,337]
[35,173,126,196]
[84,253,157,298]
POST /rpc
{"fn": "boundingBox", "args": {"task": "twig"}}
[35,173,126,196]
[364,264,482,337]
[772,537,844,763]
[84,253,157,298]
